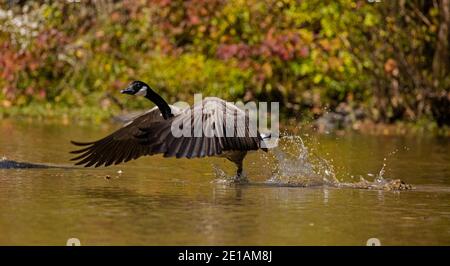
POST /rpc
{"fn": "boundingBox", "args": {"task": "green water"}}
[0,119,449,245]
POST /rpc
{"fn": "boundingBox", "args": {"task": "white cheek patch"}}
[135,86,148,96]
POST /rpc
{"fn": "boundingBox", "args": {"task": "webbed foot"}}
[231,172,249,184]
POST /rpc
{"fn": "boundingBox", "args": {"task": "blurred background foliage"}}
[0,0,449,130]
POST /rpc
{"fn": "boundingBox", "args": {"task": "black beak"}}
[121,87,134,95]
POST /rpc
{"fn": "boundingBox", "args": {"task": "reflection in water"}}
[0,119,449,245]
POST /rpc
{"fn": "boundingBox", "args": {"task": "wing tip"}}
[71,140,95,146]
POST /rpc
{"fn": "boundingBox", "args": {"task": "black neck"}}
[145,90,173,120]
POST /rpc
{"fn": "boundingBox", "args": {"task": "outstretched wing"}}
[71,98,264,167]
[70,106,179,167]
[138,97,262,159]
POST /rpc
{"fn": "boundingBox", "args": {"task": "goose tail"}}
[260,133,271,140]
[259,133,272,152]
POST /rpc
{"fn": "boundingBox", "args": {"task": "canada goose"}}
[71,80,270,180]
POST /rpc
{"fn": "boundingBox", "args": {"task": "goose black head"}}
[121,80,174,120]
[121,80,151,97]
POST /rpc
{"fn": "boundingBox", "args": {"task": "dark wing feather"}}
[71,98,264,167]
[70,106,177,167]
[137,97,263,159]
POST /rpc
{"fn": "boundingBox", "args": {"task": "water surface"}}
[0,119,449,245]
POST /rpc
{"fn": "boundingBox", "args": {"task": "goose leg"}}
[236,161,243,176]
[234,163,249,183]
[223,151,248,183]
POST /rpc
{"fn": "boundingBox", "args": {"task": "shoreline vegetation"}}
[1,1,449,136]
[1,105,448,137]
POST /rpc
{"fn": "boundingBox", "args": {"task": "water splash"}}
[212,134,412,190]
[374,158,387,183]
[211,164,249,184]
[265,135,339,187]
[264,135,412,190]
